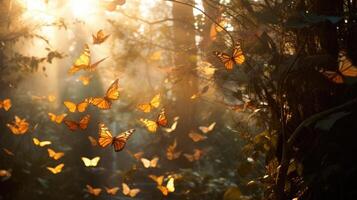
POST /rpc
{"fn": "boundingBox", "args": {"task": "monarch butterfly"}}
[78,75,92,86]
[88,79,119,110]
[47,148,64,160]
[198,122,216,134]
[33,138,52,147]
[320,52,357,84]
[140,157,159,168]
[140,108,168,133]
[92,30,110,45]
[184,149,203,162]
[47,163,64,174]
[7,116,29,135]
[137,94,161,113]
[105,187,120,195]
[126,150,144,160]
[166,139,181,160]
[63,100,89,113]
[48,113,67,123]
[64,114,91,131]
[98,123,135,152]
[68,44,107,75]
[213,42,245,70]
[122,183,140,197]
[188,132,207,142]
[81,156,100,167]
[86,184,102,196]
[0,98,11,111]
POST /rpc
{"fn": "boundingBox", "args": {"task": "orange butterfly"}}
[92,30,110,44]
[47,163,64,174]
[7,116,29,135]
[188,132,207,142]
[320,52,357,84]
[0,98,11,111]
[213,42,245,70]
[33,138,52,147]
[47,148,64,160]
[140,108,168,133]
[88,79,119,110]
[63,100,89,113]
[68,44,107,75]
[166,139,181,160]
[64,114,91,131]
[184,149,203,162]
[127,150,144,160]
[198,122,216,134]
[140,156,159,168]
[0,169,11,178]
[122,183,140,197]
[86,184,102,196]
[98,123,135,152]
[137,94,161,113]
[105,187,119,195]
[48,113,67,123]
[88,136,98,146]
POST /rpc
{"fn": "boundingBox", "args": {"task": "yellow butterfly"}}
[188,132,207,142]
[122,183,140,197]
[68,44,107,75]
[0,98,11,111]
[63,100,89,113]
[81,156,100,167]
[33,138,52,147]
[162,117,179,133]
[48,113,67,124]
[140,156,159,168]
[92,29,110,45]
[166,139,181,160]
[105,187,119,195]
[198,122,216,134]
[47,148,64,160]
[78,75,92,86]
[140,109,168,133]
[87,79,120,110]
[7,116,29,135]
[86,184,102,196]
[137,94,161,113]
[157,177,175,196]
[47,163,64,174]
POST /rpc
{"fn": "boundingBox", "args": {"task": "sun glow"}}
[68,0,98,19]
[18,0,54,22]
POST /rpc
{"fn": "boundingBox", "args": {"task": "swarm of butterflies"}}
[0,29,225,198]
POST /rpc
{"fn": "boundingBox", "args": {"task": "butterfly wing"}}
[68,44,90,75]
[113,129,135,152]
[213,51,234,70]
[88,97,111,110]
[140,158,151,168]
[105,187,119,195]
[47,148,64,160]
[140,118,158,132]
[157,109,168,127]
[150,157,159,167]
[166,177,175,192]
[232,43,245,64]
[79,114,91,130]
[98,123,113,148]
[47,163,64,174]
[64,101,77,112]
[188,132,207,142]
[88,57,107,71]
[105,79,120,100]
[77,101,89,113]
[0,99,11,111]
[64,120,79,131]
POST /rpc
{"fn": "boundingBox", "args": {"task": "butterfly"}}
[78,75,92,86]
[0,169,11,178]
[140,156,159,168]
[184,149,203,162]
[7,116,29,135]
[166,139,181,160]
[47,163,64,174]
[48,113,67,123]
[92,30,110,45]
[47,148,64,160]
[105,187,119,195]
[87,79,119,110]
[81,156,100,167]
[140,108,168,133]
[188,132,207,142]
[98,123,135,152]
[86,184,102,196]
[148,175,165,186]
[88,136,98,146]
[213,42,245,70]
[137,94,161,113]
[33,138,52,147]
[64,114,91,131]
[68,44,107,75]
[0,98,11,111]
[63,100,89,113]
[209,17,228,41]
[162,116,179,133]
[122,183,140,197]
[198,122,216,134]
[157,177,175,196]
[127,150,144,160]
[320,52,357,84]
